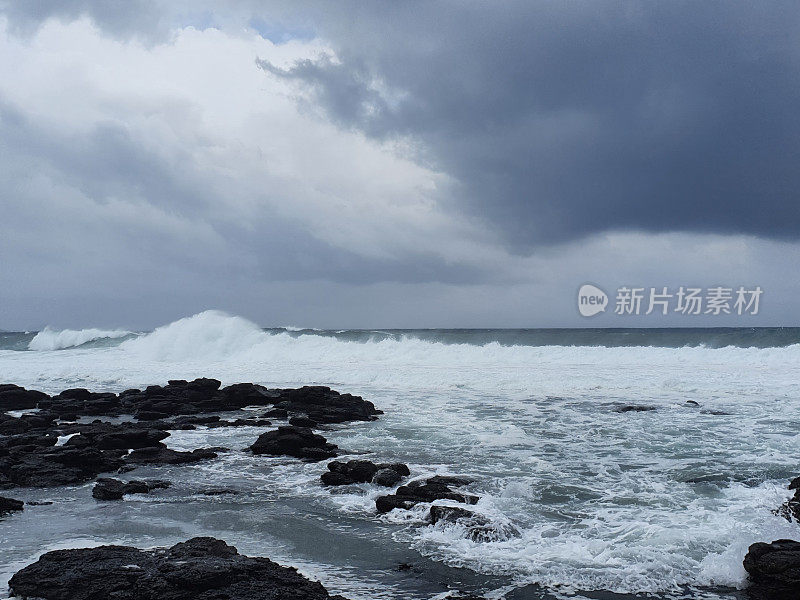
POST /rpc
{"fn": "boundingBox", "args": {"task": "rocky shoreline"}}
[1,379,798,599]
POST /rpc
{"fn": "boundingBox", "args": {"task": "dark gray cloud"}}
[2,1,800,329]
[0,0,164,38]
[251,1,800,247]
[4,1,799,247]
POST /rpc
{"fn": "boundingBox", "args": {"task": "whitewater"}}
[1,310,799,599]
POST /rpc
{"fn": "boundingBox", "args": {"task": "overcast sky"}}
[1,1,798,330]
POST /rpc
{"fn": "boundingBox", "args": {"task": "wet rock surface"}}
[0,380,378,488]
[0,384,49,411]
[321,459,409,486]
[376,476,478,513]
[8,536,349,600]
[0,495,24,514]
[2,380,378,424]
[743,539,800,599]
[249,425,338,461]
[427,505,520,542]
[775,477,800,522]
[271,386,381,424]
[126,446,219,465]
[92,477,171,500]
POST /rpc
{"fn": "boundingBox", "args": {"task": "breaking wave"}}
[27,326,135,351]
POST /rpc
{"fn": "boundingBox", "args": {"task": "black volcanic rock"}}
[289,415,318,428]
[126,446,218,465]
[0,495,24,514]
[321,460,409,487]
[0,380,381,489]
[322,460,379,485]
[92,477,171,500]
[0,446,124,488]
[8,536,349,600]
[0,384,48,410]
[774,477,800,522]
[274,386,381,424]
[4,380,379,424]
[249,426,338,461]
[372,467,404,487]
[64,423,170,450]
[376,476,478,513]
[744,539,800,599]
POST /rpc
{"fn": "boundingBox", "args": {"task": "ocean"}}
[1,310,799,599]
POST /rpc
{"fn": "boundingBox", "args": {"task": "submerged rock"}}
[744,539,800,599]
[8,536,350,600]
[376,476,478,513]
[92,478,171,500]
[427,505,520,542]
[249,426,338,461]
[614,405,657,413]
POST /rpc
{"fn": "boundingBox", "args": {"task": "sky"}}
[0,1,798,330]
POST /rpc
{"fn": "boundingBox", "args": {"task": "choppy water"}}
[1,310,799,599]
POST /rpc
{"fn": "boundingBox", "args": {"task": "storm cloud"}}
[252,1,800,247]
[1,1,799,328]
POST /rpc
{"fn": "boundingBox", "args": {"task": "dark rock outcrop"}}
[289,415,318,428]
[8,536,349,600]
[376,476,478,513]
[373,464,410,487]
[92,477,171,500]
[0,495,24,514]
[743,539,800,599]
[272,386,381,424]
[0,380,381,489]
[10,379,378,425]
[774,477,800,522]
[249,426,338,461]
[321,460,409,486]
[1,446,124,488]
[126,446,218,465]
[64,422,170,450]
[0,384,49,411]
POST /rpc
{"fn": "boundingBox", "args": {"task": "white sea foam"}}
[28,326,134,351]
[2,310,800,597]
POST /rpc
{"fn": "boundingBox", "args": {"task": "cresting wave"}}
[2,311,798,398]
[27,326,135,351]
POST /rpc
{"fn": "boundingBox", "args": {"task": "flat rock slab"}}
[9,536,349,600]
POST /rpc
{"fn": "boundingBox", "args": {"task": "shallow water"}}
[1,311,798,599]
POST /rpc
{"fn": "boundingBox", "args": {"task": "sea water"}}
[1,310,799,599]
